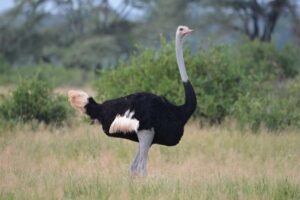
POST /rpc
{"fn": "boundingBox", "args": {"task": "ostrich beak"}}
[182,28,193,36]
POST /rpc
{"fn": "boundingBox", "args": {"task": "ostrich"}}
[68,25,196,176]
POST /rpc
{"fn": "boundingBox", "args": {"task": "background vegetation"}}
[0,0,300,131]
[0,0,299,68]
[95,39,300,131]
[0,75,71,126]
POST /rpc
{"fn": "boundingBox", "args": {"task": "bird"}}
[68,25,197,176]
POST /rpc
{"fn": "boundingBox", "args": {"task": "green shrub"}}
[94,39,300,131]
[233,94,300,132]
[95,40,178,100]
[95,39,251,123]
[190,44,250,123]
[238,41,300,80]
[231,42,300,131]
[0,76,71,125]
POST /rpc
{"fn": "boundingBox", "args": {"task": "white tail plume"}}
[68,90,89,113]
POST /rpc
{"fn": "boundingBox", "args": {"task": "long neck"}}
[176,36,188,82]
[175,34,197,121]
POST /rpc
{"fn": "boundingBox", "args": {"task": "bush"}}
[95,40,250,123]
[94,39,300,131]
[232,42,300,131]
[0,76,71,125]
[239,41,300,79]
[233,93,300,132]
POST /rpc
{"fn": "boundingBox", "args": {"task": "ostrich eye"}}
[179,28,183,31]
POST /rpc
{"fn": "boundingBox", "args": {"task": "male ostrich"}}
[68,26,196,176]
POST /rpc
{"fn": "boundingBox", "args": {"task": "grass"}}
[0,122,300,200]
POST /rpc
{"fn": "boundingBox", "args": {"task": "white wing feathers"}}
[109,110,139,134]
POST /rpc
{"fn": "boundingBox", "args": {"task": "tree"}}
[198,0,292,42]
[0,0,136,67]
[0,0,49,63]
[288,1,300,46]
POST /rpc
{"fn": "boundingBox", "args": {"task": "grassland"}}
[0,122,300,200]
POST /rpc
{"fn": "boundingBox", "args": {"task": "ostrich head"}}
[176,25,193,41]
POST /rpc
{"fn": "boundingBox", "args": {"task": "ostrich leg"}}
[130,148,140,174]
[130,129,154,176]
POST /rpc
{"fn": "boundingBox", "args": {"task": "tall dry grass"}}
[0,121,300,200]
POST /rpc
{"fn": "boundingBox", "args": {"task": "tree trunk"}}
[288,2,300,46]
[261,0,286,42]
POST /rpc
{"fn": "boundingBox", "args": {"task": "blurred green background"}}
[0,0,299,68]
[1,0,300,131]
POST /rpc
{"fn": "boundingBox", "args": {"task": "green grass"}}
[0,122,300,200]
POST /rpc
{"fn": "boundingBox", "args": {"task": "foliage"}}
[0,76,71,125]
[238,41,300,79]
[232,42,300,131]
[0,0,298,67]
[0,0,135,67]
[199,0,291,42]
[62,36,121,69]
[0,64,93,86]
[0,54,10,73]
[233,93,300,132]
[94,39,300,130]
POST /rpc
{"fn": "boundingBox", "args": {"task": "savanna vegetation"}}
[1,0,300,199]
[95,39,300,131]
[1,40,300,131]
[0,38,300,199]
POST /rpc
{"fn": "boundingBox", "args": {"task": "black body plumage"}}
[85,81,196,146]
